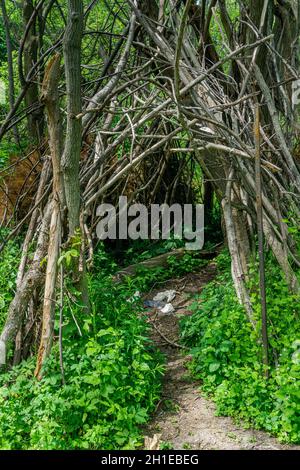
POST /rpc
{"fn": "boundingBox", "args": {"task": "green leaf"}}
[209,362,221,373]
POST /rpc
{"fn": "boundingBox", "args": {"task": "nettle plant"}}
[181,251,300,444]
[0,235,20,330]
[0,246,164,449]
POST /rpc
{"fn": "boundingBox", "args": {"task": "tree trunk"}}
[62,0,90,311]
[22,0,43,143]
[62,0,83,236]
[222,170,254,327]
[0,0,19,144]
[35,54,64,378]
[203,180,214,225]
[0,204,52,365]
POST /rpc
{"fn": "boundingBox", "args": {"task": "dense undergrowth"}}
[181,251,300,444]
[0,236,209,450]
[1,232,299,447]
[0,235,21,331]
[0,241,165,450]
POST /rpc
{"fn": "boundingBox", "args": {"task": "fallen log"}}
[113,244,222,282]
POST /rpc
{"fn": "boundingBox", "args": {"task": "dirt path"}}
[143,262,300,451]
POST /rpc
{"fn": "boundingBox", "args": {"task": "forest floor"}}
[143,262,300,450]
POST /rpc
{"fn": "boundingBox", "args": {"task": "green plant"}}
[160,441,173,450]
[167,253,207,277]
[181,251,300,444]
[183,442,192,449]
[58,229,81,268]
[0,140,24,167]
[0,252,164,449]
[0,234,21,329]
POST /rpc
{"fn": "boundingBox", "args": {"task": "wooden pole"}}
[254,104,269,376]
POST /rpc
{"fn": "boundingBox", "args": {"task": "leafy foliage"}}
[0,20,6,64]
[97,239,210,293]
[181,251,300,444]
[0,234,20,329]
[0,250,163,449]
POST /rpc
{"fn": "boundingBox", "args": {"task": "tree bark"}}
[62,0,90,312]
[0,0,19,144]
[0,204,52,365]
[35,54,64,379]
[22,0,43,143]
[222,170,255,327]
[62,0,83,236]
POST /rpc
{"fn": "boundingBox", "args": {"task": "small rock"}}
[144,433,161,450]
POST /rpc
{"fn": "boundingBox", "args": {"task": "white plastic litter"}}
[159,303,175,315]
[153,290,176,303]
[127,291,141,303]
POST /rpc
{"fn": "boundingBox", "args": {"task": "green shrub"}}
[181,251,300,443]
[0,140,23,167]
[0,235,21,329]
[0,270,163,449]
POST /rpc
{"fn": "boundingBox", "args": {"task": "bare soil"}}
[143,262,300,450]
